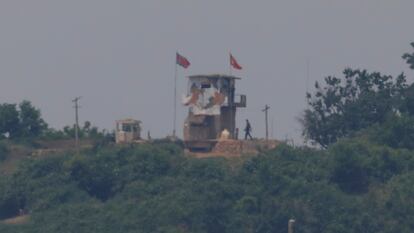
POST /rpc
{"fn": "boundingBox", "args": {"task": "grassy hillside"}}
[1,140,414,233]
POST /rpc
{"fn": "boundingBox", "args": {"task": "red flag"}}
[230,53,242,70]
[176,52,190,68]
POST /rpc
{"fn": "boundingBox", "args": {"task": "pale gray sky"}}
[0,0,413,142]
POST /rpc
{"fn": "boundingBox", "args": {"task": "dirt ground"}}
[1,214,30,225]
[187,139,280,158]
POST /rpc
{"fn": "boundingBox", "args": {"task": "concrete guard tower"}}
[182,74,246,151]
[115,119,142,144]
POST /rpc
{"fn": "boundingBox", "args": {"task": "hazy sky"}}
[1,0,413,143]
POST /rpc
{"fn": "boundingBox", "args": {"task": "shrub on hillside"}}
[65,143,183,201]
[363,114,414,150]
[328,139,412,194]
[0,142,9,162]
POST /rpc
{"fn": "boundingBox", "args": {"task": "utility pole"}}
[72,97,81,154]
[288,219,295,233]
[262,105,270,141]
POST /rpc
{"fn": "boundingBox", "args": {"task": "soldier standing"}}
[244,119,253,140]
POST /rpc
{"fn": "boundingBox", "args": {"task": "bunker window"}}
[201,83,211,88]
[122,124,132,132]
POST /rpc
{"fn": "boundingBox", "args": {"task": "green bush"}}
[364,115,414,150]
[0,142,9,162]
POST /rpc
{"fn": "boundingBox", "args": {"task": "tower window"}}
[201,83,211,88]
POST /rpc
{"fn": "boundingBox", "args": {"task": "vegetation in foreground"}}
[1,140,414,233]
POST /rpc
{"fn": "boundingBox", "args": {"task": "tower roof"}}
[188,74,241,80]
[116,119,141,124]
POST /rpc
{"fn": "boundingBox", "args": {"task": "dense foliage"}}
[0,101,47,139]
[42,120,109,141]
[303,42,414,147]
[1,141,414,233]
[0,100,107,142]
[0,142,8,162]
[403,42,414,69]
[302,69,408,147]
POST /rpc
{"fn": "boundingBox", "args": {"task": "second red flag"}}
[176,52,190,69]
[230,53,242,70]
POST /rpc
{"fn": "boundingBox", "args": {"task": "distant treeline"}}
[0,100,110,143]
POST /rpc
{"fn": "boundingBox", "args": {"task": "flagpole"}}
[229,51,234,138]
[173,53,178,138]
[229,51,232,75]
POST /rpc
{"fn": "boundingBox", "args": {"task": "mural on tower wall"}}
[182,78,228,115]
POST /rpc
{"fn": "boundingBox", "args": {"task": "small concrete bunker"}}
[182,74,246,151]
[115,119,142,143]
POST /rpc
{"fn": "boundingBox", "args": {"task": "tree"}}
[17,100,48,138]
[0,101,48,139]
[302,68,407,147]
[358,112,414,150]
[0,104,20,138]
[402,42,414,70]
[83,121,91,133]
[400,84,414,116]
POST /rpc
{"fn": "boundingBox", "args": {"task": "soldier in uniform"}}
[244,119,253,140]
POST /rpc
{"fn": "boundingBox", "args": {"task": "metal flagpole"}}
[229,51,232,75]
[229,51,234,137]
[173,53,178,138]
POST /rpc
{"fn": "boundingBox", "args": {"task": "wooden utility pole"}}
[288,219,295,233]
[72,97,81,153]
[262,105,270,141]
